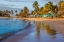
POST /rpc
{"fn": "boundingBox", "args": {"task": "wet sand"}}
[23,18,64,35]
[43,20,64,35]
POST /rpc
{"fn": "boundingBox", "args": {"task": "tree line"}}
[0,10,18,17]
[17,0,64,18]
[0,0,64,18]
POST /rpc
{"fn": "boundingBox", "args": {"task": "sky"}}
[0,0,60,11]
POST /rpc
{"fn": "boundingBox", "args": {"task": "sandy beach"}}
[1,18,64,42]
[22,18,64,21]
[22,18,64,34]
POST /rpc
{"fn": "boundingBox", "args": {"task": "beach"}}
[1,18,64,42]
[23,18,64,35]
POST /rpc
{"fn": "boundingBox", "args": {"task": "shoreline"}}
[0,17,64,21]
[22,18,64,35]
[1,18,64,42]
[22,18,64,21]
[0,19,30,41]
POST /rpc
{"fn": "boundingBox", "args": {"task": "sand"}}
[23,18,64,35]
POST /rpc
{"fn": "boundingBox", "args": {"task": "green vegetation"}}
[0,0,64,18]
[0,10,14,17]
[17,6,29,18]
[23,0,64,18]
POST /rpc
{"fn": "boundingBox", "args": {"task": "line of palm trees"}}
[17,0,64,18]
[0,0,64,18]
[0,10,18,17]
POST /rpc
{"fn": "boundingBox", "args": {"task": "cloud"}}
[0,4,21,11]
[0,5,21,12]
[0,4,18,8]
[5,0,60,4]
[0,4,32,14]
[40,0,60,3]
[5,0,34,2]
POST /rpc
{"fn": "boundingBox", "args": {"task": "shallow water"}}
[34,21,64,42]
[0,18,29,37]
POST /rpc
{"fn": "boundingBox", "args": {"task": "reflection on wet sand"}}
[43,23,56,35]
[42,23,56,39]
[35,21,56,39]
[35,21,41,39]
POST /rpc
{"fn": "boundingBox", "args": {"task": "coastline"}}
[1,18,64,42]
[2,19,64,42]
[1,18,64,40]
[22,18,64,35]
[0,18,30,41]
[22,18,64,21]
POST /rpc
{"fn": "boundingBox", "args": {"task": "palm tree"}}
[58,0,64,17]
[31,11,34,14]
[19,10,23,17]
[39,7,43,14]
[15,10,17,14]
[5,10,7,13]
[32,1,39,15]
[11,10,14,14]
[44,1,53,13]
[0,10,3,16]
[52,5,58,17]
[23,6,29,18]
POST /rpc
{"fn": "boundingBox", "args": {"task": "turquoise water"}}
[0,18,29,35]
